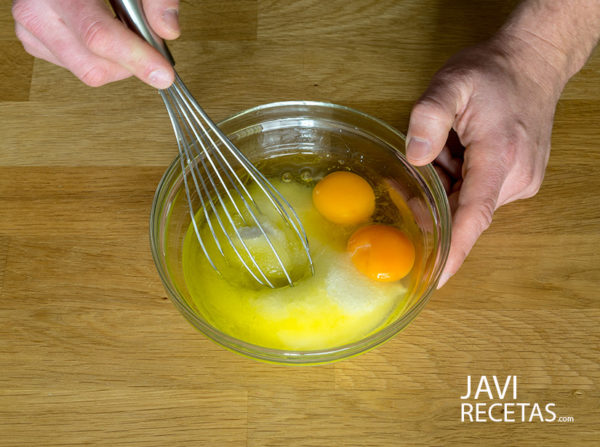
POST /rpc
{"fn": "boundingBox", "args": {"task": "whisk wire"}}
[250,169,313,271]
[160,90,218,271]
[169,85,249,224]
[188,140,277,288]
[162,75,308,288]
[172,108,296,288]
[175,76,283,213]
[170,78,261,216]
[167,86,282,287]
[164,88,276,287]
[172,75,313,274]
[161,73,313,287]
[164,90,225,258]
[185,145,225,256]
[108,0,312,287]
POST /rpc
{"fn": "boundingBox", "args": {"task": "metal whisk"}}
[110,0,313,288]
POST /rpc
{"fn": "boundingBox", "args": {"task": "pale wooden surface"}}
[1,1,599,446]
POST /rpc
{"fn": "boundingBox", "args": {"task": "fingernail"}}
[148,68,172,89]
[437,271,452,289]
[406,136,431,163]
[162,8,180,35]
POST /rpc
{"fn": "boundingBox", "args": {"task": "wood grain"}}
[0,41,32,102]
[1,0,599,446]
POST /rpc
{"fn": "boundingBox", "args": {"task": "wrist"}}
[491,28,570,99]
[494,0,600,95]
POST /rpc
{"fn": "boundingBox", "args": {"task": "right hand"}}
[12,0,180,88]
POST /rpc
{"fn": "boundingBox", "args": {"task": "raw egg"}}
[312,171,375,225]
[347,224,415,282]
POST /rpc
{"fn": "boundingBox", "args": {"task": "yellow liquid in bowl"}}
[181,179,410,351]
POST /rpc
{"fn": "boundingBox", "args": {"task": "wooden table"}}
[1,1,598,445]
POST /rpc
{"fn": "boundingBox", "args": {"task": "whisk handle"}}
[108,0,175,66]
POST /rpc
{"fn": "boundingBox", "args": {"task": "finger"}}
[434,146,463,180]
[497,156,547,207]
[433,165,452,194]
[61,0,174,88]
[16,21,132,85]
[447,190,459,214]
[15,22,63,67]
[14,0,134,86]
[406,73,470,166]
[451,178,463,194]
[143,0,180,40]
[437,148,508,288]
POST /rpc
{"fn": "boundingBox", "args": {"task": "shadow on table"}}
[425,0,521,76]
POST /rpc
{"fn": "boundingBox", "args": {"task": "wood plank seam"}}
[0,237,9,295]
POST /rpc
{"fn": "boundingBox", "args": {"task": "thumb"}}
[143,0,180,41]
[406,76,468,166]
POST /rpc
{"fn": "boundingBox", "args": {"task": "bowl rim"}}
[149,100,451,364]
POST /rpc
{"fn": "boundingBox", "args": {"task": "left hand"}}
[406,34,566,287]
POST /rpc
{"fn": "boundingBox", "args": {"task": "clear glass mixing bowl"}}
[150,101,451,364]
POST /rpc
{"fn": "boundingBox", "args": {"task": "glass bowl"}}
[150,101,450,365]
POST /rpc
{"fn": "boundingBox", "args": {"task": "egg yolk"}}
[312,171,375,225]
[347,224,415,282]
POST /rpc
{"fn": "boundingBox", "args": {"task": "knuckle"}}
[14,23,29,43]
[495,123,529,168]
[79,65,109,87]
[499,141,518,168]
[140,65,159,80]
[521,163,536,185]
[525,183,541,199]
[412,97,449,123]
[433,71,471,101]
[513,156,544,199]
[81,18,112,55]
[473,197,496,234]
[11,0,30,22]
[446,258,462,278]
[495,132,522,168]
[12,0,41,35]
[521,178,542,199]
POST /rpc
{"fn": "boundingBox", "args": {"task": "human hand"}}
[12,0,180,88]
[406,34,568,288]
